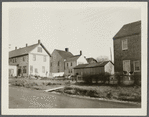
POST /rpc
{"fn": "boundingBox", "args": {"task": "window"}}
[30,66,33,73]
[43,56,46,62]
[122,39,128,50]
[12,58,15,63]
[123,60,130,74]
[134,61,140,72]
[58,69,59,73]
[58,61,60,66]
[33,55,36,61]
[71,62,72,66]
[35,68,38,73]
[51,62,52,67]
[23,66,27,73]
[23,56,25,61]
[67,63,68,67]
[37,47,42,52]
[9,58,13,63]
[42,66,45,73]
[13,58,16,63]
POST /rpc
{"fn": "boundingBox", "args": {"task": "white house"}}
[9,40,51,78]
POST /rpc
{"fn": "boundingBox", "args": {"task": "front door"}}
[123,60,130,74]
[18,69,21,76]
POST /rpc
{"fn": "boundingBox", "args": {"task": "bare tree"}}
[96,56,109,62]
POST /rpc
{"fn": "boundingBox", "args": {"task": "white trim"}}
[133,60,141,72]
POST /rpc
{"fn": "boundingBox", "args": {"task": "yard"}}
[9,77,141,103]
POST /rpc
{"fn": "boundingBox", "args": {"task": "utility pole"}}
[110,47,112,62]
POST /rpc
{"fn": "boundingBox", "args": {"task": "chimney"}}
[65,48,69,52]
[15,47,17,50]
[26,44,28,47]
[38,40,40,44]
[80,50,82,55]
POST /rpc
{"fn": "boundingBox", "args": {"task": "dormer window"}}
[37,47,42,52]
[122,39,128,50]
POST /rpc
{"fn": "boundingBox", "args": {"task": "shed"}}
[73,61,114,76]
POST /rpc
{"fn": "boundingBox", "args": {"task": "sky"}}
[8,2,141,61]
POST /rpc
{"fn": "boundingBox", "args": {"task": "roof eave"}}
[40,43,51,57]
[113,32,141,40]
[9,53,28,58]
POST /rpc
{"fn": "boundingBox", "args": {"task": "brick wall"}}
[114,33,141,75]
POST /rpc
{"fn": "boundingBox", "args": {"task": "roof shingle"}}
[113,21,141,39]
[66,55,81,62]
[9,43,39,58]
[55,49,73,59]
[74,61,111,69]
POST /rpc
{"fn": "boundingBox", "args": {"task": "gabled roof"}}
[9,42,51,58]
[55,49,73,59]
[74,61,112,69]
[66,55,81,62]
[9,43,39,58]
[40,43,51,57]
[86,57,97,63]
[73,64,89,69]
[113,21,141,39]
[85,61,109,68]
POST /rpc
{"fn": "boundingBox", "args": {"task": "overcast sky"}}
[8,2,141,61]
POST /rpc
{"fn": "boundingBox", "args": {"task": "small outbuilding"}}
[73,61,114,77]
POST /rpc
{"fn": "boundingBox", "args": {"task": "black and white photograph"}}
[1,2,148,116]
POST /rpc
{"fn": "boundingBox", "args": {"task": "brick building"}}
[113,21,141,76]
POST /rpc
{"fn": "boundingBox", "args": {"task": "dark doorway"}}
[17,69,21,76]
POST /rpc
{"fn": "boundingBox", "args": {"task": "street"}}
[9,86,141,108]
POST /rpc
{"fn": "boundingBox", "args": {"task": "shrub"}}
[64,89,76,94]
[114,72,123,85]
[86,90,99,97]
[46,82,52,85]
[83,75,92,84]
[82,73,111,84]
[133,74,141,86]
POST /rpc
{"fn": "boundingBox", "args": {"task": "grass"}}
[9,78,141,103]
[9,78,66,90]
[55,85,141,102]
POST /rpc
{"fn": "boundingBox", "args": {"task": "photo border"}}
[1,1,148,116]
